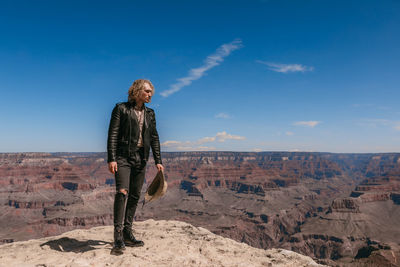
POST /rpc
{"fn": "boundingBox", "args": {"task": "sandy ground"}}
[0,219,325,267]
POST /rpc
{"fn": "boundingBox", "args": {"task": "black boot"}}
[123,227,144,247]
[111,229,126,255]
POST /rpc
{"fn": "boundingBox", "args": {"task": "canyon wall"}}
[1,152,399,266]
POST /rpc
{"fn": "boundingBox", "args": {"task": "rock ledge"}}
[0,219,324,267]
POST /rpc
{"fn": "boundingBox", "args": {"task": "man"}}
[107,79,164,255]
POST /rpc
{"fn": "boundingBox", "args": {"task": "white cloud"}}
[160,140,184,147]
[215,131,246,142]
[215,112,231,119]
[256,60,314,73]
[252,148,262,152]
[161,131,245,151]
[196,131,245,144]
[293,121,321,128]
[285,131,294,136]
[160,39,243,97]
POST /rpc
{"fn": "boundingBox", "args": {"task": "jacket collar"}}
[128,100,150,112]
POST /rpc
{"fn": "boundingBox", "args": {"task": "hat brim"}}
[144,171,168,203]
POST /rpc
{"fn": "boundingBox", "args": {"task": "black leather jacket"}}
[107,101,162,165]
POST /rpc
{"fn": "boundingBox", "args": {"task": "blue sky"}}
[1,0,399,153]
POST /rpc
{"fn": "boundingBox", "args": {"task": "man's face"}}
[137,83,153,103]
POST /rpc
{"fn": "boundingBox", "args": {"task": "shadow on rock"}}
[40,237,111,253]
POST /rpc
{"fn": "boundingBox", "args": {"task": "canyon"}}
[0,152,399,266]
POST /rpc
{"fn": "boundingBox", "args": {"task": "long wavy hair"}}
[128,79,155,103]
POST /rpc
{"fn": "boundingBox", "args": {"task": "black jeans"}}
[114,147,146,232]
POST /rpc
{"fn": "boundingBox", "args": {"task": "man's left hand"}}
[156,164,164,172]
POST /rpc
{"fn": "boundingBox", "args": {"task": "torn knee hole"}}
[118,189,128,195]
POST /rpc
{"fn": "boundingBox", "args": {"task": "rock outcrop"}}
[0,219,324,267]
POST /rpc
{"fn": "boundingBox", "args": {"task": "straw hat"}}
[143,171,168,206]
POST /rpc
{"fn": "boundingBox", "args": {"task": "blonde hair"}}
[128,79,155,103]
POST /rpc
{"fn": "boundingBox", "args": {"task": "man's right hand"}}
[108,161,118,174]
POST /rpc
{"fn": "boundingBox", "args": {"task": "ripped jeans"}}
[113,147,146,232]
